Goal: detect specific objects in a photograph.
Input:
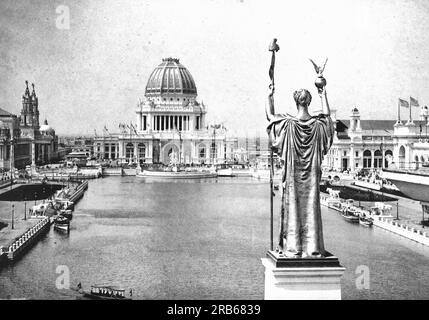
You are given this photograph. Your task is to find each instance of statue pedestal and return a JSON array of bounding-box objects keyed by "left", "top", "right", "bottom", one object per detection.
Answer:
[{"left": 261, "top": 250, "right": 345, "bottom": 300}]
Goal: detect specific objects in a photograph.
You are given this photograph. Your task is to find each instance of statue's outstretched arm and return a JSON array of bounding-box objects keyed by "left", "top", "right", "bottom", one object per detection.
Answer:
[{"left": 266, "top": 86, "right": 275, "bottom": 121}]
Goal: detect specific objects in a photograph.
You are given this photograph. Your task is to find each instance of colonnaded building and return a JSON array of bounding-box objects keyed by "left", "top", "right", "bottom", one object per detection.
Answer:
[
  {"left": 0, "top": 81, "right": 59, "bottom": 171},
  {"left": 323, "top": 107, "right": 429, "bottom": 172},
  {"left": 93, "top": 58, "right": 236, "bottom": 165}
]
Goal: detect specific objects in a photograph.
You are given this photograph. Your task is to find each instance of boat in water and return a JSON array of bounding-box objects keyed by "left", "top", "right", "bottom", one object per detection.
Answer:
[
  {"left": 59, "top": 209, "right": 73, "bottom": 220},
  {"left": 80, "top": 284, "right": 132, "bottom": 300},
  {"left": 137, "top": 166, "right": 217, "bottom": 179},
  {"left": 321, "top": 188, "right": 344, "bottom": 212},
  {"left": 341, "top": 210, "right": 360, "bottom": 223},
  {"left": 368, "top": 202, "right": 394, "bottom": 219},
  {"left": 54, "top": 215, "right": 70, "bottom": 232},
  {"left": 340, "top": 199, "right": 360, "bottom": 223},
  {"left": 217, "top": 167, "right": 235, "bottom": 177},
  {"left": 359, "top": 217, "right": 374, "bottom": 227}
]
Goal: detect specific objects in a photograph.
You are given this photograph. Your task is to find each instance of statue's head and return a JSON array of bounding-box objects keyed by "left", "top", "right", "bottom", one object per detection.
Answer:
[{"left": 293, "top": 89, "right": 312, "bottom": 108}]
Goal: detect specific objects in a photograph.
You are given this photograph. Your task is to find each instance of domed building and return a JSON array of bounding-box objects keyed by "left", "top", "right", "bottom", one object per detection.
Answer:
[
  {"left": 0, "top": 81, "right": 59, "bottom": 171},
  {"left": 94, "top": 58, "right": 236, "bottom": 165}
]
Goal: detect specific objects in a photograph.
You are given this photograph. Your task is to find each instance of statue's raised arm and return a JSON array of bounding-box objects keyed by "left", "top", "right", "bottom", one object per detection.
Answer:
[{"left": 266, "top": 85, "right": 275, "bottom": 121}]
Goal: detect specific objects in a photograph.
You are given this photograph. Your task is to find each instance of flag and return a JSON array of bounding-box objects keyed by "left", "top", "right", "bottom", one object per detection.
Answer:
[
  {"left": 399, "top": 98, "right": 409, "bottom": 108},
  {"left": 410, "top": 96, "right": 419, "bottom": 107},
  {"left": 130, "top": 123, "right": 138, "bottom": 135}
]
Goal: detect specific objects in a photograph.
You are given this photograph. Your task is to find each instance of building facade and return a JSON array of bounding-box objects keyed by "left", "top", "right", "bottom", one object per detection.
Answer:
[
  {"left": 323, "top": 106, "right": 429, "bottom": 172},
  {"left": 94, "top": 58, "right": 236, "bottom": 165},
  {"left": 392, "top": 109, "right": 429, "bottom": 169},
  {"left": 323, "top": 108, "right": 395, "bottom": 172},
  {"left": 0, "top": 81, "right": 59, "bottom": 171}
]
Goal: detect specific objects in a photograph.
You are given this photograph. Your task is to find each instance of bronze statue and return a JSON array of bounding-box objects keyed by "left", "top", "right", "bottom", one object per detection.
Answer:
[{"left": 266, "top": 45, "right": 334, "bottom": 258}]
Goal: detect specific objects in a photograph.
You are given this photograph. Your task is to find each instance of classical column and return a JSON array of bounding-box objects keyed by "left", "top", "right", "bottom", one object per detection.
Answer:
[
  {"left": 147, "top": 114, "right": 152, "bottom": 132},
  {"left": 190, "top": 141, "right": 195, "bottom": 163},
  {"left": 118, "top": 142, "right": 123, "bottom": 161},
  {"left": 349, "top": 145, "right": 354, "bottom": 172},
  {"left": 190, "top": 116, "right": 194, "bottom": 132},
  {"left": 134, "top": 143, "right": 138, "bottom": 162},
  {"left": 10, "top": 143, "right": 15, "bottom": 170},
  {"left": 371, "top": 150, "right": 374, "bottom": 169},
  {"left": 148, "top": 140, "right": 153, "bottom": 163},
  {"left": 31, "top": 142, "right": 36, "bottom": 167}
]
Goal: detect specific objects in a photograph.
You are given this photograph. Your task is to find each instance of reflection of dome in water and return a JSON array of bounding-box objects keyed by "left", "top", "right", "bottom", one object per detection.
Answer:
[{"left": 145, "top": 58, "right": 197, "bottom": 97}]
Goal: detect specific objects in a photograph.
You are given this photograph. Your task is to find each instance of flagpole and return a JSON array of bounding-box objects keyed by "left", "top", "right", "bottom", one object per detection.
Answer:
[
  {"left": 397, "top": 99, "right": 400, "bottom": 123},
  {"left": 409, "top": 96, "right": 412, "bottom": 123}
]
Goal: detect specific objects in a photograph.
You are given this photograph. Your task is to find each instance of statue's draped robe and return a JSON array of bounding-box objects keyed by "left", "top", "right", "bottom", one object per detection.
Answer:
[{"left": 267, "top": 113, "right": 334, "bottom": 257}]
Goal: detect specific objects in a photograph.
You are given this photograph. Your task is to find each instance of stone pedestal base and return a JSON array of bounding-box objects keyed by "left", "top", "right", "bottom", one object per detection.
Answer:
[{"left": 261, "top": 251, "right": 345, "bottom": 300}]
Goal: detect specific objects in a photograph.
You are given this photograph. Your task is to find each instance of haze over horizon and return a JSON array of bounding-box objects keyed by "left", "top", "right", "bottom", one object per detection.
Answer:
[{"left": 1, "top": 0, "right": 429, "bottom": 137}]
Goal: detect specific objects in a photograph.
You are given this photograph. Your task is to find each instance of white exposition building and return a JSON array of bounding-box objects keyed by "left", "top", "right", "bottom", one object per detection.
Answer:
[
  {"left": 323, "top": 106, "right": 429, "bottom": 172},
  {"left": 94, "top": 58, "right": 236, "bottom": 165}
]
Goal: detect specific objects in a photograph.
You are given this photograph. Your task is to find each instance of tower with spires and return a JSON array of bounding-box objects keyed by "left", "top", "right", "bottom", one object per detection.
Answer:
[
  {"left": 20, "top": 81, "right": 39, "bottom": 129},
  {"left": 31, "top": 83, "right": 39, "bottom": 128}
]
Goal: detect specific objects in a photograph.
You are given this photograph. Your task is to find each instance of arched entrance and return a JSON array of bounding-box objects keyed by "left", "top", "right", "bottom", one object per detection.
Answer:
[
  {"left": 374, "top": 150, "right": 382, "bottom": 168},
  {"left": 163, "top": 144, "right": 180, "bottom": 165},
  {"left": 126, "top": 143, "right": 134, "bottom": 162},
  {"left": 363, "top": 150, "right": 372, "bottom": 168},
  {"left": 138, "top": 143, "right": 146, "bottom": 164},
  {"left": 385, "top": 150, "right": 393, "bottom": 168},
  {"left": 198, "top": 144, "right": 206, "bottom": 164},
  {"left": 399, "top": 145, "right": 405, "bottom": 169}
]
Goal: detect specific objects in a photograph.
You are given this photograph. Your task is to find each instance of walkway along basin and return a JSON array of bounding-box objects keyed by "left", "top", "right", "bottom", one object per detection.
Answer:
[{"left": 137, "top": 170, "right": 217, "bottom": 179}]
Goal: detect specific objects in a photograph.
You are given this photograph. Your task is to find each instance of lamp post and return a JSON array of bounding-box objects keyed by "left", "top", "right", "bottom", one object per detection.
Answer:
[
  {"left": 210, "top": 124, "right": 221, "bottom": 165},
  {"left": 11, "top": 204, "right": 14, "bottom": 230},
  {"left": 395, "top": 200, "right": 399, "bottom": 221},
  {"left": 24, "top": 195, "right": 27, "bottom": 220}
]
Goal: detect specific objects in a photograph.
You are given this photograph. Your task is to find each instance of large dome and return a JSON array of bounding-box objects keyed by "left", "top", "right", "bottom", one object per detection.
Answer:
[{"left": 145, "top": 58, "right": 197, "bottom": 97}]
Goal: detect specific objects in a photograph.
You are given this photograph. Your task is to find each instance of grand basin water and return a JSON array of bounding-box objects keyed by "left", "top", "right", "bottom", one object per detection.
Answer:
[{"left": 0, "top": 176, "right": 428, "bottom": 299}]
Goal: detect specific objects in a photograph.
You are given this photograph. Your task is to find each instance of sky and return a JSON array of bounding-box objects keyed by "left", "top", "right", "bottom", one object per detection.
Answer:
[{"left": 1, "top": 0, "right": 429, "bottom": 137}]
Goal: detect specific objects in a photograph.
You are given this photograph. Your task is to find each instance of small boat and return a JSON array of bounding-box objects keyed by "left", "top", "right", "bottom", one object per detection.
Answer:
[
  {"left": 341, "top": 207, "right": 360, "bottom": 223},
  {"left": 60, "top": 210, "right": 73, "bottom": 220},
  {"left": 137, "top": 169, "right": 217, "bottom": 179},
  {"left": 217, "top": 167, "right": 235, "bottom": 177},
  {"left": 359, "top": 217, "right": 374, "bottom": 227},
  {"left": 54, "top": 215, "right": 70, "bottom": 232},
  {"left": 81, "top": 284, "right": 132, "bottom": 300},
  {"left": 321, "top": 188, "right": 344, "bottom": 212}
]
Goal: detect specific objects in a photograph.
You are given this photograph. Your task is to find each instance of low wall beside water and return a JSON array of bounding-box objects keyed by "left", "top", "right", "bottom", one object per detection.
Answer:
[{"left": 373, "top": 216, "right": 429, "bottom": 246}]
